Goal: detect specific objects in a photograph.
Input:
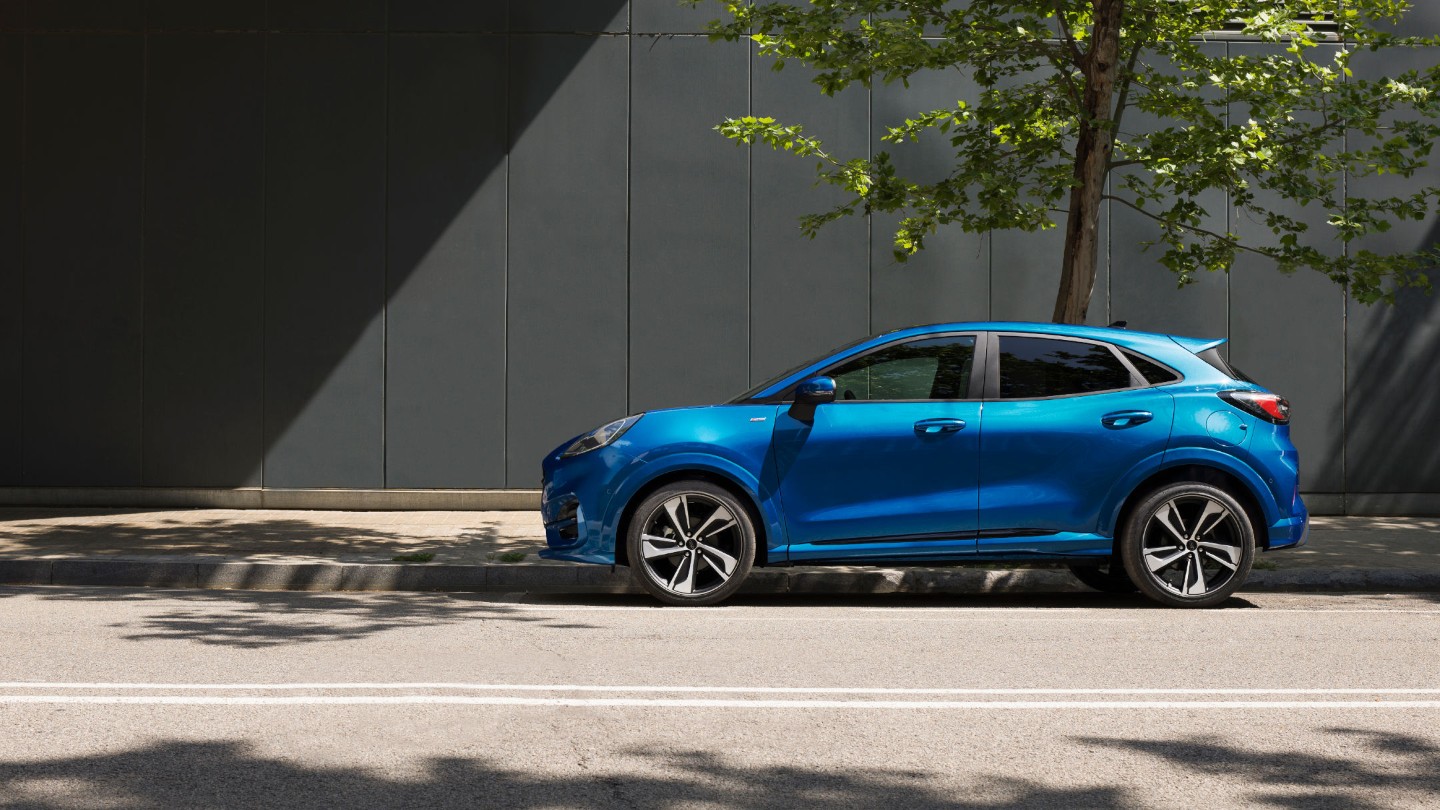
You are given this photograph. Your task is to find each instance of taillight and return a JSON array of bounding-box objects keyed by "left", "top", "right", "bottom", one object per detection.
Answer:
[{"left": 1219, "top": 390, "right": 1290, "bottom": 424}]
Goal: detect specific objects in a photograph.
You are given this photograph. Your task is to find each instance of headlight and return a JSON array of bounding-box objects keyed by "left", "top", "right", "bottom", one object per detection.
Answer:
[{"left": 561, "top": 414, "right": 643, "bottom": 458}]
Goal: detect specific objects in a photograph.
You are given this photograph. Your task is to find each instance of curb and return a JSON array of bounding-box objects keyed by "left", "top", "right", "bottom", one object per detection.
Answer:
[{"left": 3, "top": 558, "right": 1440, "bottom": 595}]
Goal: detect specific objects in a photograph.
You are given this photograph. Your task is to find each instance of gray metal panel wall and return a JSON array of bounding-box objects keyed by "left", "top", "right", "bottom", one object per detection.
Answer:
[
  {"left": 389, "top": 0, "right": 505, "bottom": 32},
  {"left": 1345, "top": 42, "right": 1440, "bottom": 495},
  {"left": 1109, "top": 44, "right": 1230, "bottom": 342},
  {"left": 511, "top": 1, "right": 628, "bottom": 33},
  {"left": 385, "top": 34, "right": 508, "bottom": 488},
  {"left": 262, "top": 34, "right": 387, "bottom": 488},
  {"left": 3, "top": 7, "right": 1439, "bottom": 505},
  {"left": 144, "top": 0, "right": 262, "bottom": 29},
  {"left": 1227, "top": 44, "right": 1345, "bottom": 492},
  {"left": 629, "top": 36, "right": 750, "bottom": 411},
  {"left": 505, "top": 35, "right": 629, "bottom": 485},
  {"left": 22, "top": 35, "right": 144, "bottom": 485},
  {"left": 142, "top": 34, "right": 265, "bottom": 487},
  {"left": 870, "top": 67, "right": 990, "bottom": 332},
  {"left": 749, "top": 53, "right": 870, "bottom": 384},
  {"left": 268, "top": 1, "right": 385, "bottom": 32},
  {"left": 0, "top": 33, "right": 18, "bottom": 484}
]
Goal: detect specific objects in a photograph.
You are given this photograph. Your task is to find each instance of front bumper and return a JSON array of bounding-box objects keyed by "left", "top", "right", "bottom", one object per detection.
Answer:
[{"left": 538, "top": 441, "right": 636, "bottom": 566}]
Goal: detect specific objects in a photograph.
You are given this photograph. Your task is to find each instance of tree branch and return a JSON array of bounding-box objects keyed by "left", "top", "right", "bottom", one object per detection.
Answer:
[
  {"left": 1051, "top": 0, "right": 1086, "bottom": 66},
  {"left": 1102, "top": 194, "right": 1275, "bottom": 258},
  {"left": 1110, "top": 15, "right": 1151, "bottom": 141}
]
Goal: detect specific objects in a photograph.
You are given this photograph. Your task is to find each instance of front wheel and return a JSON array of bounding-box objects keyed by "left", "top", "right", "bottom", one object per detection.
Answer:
[
  {"left": 1119, "top": 483, "right": 1255, "bottom": 608},
  {"left": 626, "top": 481, "right": 756, "bottom": 606}
]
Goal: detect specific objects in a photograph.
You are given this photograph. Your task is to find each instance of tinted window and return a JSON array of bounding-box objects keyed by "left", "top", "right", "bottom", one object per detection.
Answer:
[
  {"left": 998, "top": 336, "right": 1133, "bottom": 398},
  {"left": 1196, "top": 346, "right": 1254, "bottom": 382},
  {"left": 825, "top": 335, "right": 976, "bottom": 401},
  {"left": 1123, "top": 350, "right": 1181, "bottom": 385}
]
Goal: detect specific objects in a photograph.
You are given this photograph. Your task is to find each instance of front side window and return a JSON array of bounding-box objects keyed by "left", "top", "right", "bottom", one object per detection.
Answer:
[
  {"left": 998, "top": 335, "right": 1133, "bottom": 399},
  {"left": 824, "top": 335, "right": 976, "bottom": 401}
]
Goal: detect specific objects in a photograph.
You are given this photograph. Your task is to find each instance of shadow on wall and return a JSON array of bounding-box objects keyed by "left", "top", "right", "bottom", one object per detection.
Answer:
[
  {"left": 1344, "top": 215, "right": 1440, "bottom": 500},
  {"left": 7, "top": 5, "right": 631, "bottom": 492}
]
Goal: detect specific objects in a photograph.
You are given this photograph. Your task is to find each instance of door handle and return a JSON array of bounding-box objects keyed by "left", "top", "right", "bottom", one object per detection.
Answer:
[
  {"left": 1101, "top": 410, "right": 1154, "bottom": 429},
  {"left": 914, "top": 418, "right": 966, "bottom": 435}
]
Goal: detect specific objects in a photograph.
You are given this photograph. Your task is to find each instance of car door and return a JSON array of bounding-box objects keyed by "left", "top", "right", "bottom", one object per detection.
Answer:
[
  {"left": 771, "top": 333, "right": 983, "bottom": 562},
  {"left": 977, "top": 332, "right": 1175, "bottom": 554}
]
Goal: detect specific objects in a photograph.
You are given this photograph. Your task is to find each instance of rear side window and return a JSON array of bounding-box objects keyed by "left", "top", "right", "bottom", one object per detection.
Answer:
[
  {"left": 1123, "top": 350, "right": 1181, "bottom": 385},
  {"left": 997, "top": 336, "right": 1133, "bottom": 399},
  {"left": 1197, "top": 347, "right": 1254, "bottom": 383},
  {"left": 825, "top": 335, "right": 976, "bottom": 401}
]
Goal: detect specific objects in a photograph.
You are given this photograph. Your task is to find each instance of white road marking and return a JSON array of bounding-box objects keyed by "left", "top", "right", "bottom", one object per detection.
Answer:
[
  {"left": 3, "top": 683, "right": 1439, "bottom": 696},
  {"left": 0, "top": 695, "right": 1437, "bottom": 709},
  {"left": 497, "top": 604, "right": 1440, "bottom": 616}
]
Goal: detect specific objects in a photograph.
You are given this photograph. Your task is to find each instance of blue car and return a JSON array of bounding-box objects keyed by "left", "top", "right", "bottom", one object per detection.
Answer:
[{"left": 541, "top": 322, "right": 1307, "bottom": 608}]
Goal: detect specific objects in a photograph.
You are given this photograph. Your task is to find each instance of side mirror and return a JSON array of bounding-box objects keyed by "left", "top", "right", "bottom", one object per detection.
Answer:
[{"left": 788, "top": 376, "right": 836, "bottom": 423}]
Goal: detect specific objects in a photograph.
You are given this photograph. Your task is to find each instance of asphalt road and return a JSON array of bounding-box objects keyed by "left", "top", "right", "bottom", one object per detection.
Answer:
[{"left": 2, "top": 586, "right": 1439, "bottom": 809}]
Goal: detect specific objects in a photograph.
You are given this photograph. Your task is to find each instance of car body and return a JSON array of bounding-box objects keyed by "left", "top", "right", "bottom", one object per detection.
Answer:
[{"left": 540, "top": 321, "right": 1307, "bottom": 607}]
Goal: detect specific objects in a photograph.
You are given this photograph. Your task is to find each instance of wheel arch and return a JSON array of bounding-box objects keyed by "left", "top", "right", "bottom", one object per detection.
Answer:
[
  {"left": 611, "top": 468, "right": 773, "bottom": 569},
  {"left": 1110, "top": 463, "right": 1271, "bottom": 553}
]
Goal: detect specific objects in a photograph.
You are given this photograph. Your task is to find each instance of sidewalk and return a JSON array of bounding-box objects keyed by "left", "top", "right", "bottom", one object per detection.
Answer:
[{"left": 1, "top": 508, "right": 1437, "bottom": 595}]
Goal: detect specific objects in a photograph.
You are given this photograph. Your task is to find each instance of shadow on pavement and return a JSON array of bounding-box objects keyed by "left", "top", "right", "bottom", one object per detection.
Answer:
[
  {"left": 0, "top": 509, "right": 537, "bottom": 560},
  {"left": 1082, "top": 727, "right": 1440, "bottom": 809},
  {"left": 0, "top": 587, "right": 598, "bottom": 648},
  {"left": 5, "top": 728, "right": 1438, "bottom": 808},
  {"left": 0, "top": 740, "right": 1126, "bottom": 810}
]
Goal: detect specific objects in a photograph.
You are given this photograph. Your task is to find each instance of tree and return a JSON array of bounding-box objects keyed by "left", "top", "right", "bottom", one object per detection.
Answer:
[{"left": 697, "top": 1, "right": 1440, "bottom": 324}]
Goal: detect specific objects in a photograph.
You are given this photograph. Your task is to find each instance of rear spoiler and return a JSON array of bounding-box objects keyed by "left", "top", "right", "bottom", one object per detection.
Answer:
[{"left": 1169, "top": 335, "right": 1227, "bottom": 355}]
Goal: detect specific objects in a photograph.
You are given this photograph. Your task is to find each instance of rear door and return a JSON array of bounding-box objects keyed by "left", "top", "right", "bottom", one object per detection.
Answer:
[
  {"left": 977, "top": 333, "right": 1176, "bottom": 554},
  {"left": 772, "top": 333, "right": 983, "bottom": 562}
]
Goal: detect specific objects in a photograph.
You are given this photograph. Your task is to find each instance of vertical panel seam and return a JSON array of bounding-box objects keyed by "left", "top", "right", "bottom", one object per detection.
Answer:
[
  {"left": 858, "top": 36, "right": 869, "bottom": 332},
  {"left": 138, "top": 29, "right": 148, "bottom": 485},
  {"left": 16, "top": 33, "right": 25, "bottom": 483},
  {"left": 381, "top": 22, "right": 390, "bottom": 489},
  {"left": 1340, "top": 37, "right": 1349, "bottom": 505},
  {"left": 502, "top": 27, "right": 511, "bottom": 489},
  {"left": 625, "top": 23, "right": 633, "bottom": 414},
  {"left": 1224, "top": 41, "right": 1232, "bottom": 352},
  {"left": 259, "top": 28, "right": 268, "bottom": 488}
]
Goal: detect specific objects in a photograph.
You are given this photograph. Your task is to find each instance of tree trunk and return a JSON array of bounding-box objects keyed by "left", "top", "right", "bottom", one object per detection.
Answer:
[{"left": 1053, "top": 0, "right": 1126, "bottom": 325}]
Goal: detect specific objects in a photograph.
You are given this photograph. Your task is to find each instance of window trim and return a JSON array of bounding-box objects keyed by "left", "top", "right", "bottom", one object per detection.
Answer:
[
  {"left": 766, "top": 331, "right": 986, "bottom": 404},
  {"left": 983, "top": 332, "right": 1162, "bottom": 401},
  {"left": 1118, "top": 347, "right": 1186, "bottom": 387}
]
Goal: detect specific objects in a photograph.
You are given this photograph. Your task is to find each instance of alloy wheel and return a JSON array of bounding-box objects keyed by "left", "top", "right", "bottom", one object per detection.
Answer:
[
  {"left": 1139, "top": 494, "right": 1245, "bottom": 598},
  {"left": 638, "top": 492, "right": 745, "bottom": 598}
]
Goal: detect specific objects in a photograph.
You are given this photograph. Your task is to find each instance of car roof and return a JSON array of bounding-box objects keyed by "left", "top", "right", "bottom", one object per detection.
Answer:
[
  {"left": 876, "top": 321, "right": 1214, "bottom": 354},
  {"left": 739, "top": 321, "right": 1228, "bottom": 402}
]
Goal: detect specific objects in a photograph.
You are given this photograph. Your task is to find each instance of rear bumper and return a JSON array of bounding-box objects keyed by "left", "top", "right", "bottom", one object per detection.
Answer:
[{"left": 1266, "top": 498, "right": 1308, "bottom": 551}]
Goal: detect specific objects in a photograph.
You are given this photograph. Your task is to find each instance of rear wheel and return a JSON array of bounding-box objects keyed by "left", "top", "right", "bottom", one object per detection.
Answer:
[
  {"left": 1066, "top": 561, "right": 1138, "bottom": 594},
  {"left": 626, "top": 481, "right": 756, "bottom": 606},
  {"left": 1120, "top": 482, "right": 1255, "bottom": 608}
]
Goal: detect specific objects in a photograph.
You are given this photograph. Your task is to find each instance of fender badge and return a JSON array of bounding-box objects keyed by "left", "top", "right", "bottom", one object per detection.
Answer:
[{"left": 749, "top": 417, "right": 768, "bottom": 422}]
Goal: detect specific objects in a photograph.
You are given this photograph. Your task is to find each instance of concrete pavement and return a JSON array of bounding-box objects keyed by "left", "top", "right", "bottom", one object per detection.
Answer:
[{"left": 0, "top": 508, "right": 1437, "bottom": 595}]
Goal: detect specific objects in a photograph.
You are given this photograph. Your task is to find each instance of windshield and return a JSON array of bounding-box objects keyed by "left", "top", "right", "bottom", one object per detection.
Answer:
[{"left": 728, "top": 334, "right": 873, "bottom": 403}]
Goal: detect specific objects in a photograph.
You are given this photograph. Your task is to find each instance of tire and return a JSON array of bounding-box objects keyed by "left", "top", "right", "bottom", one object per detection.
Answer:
[
  {"left": 1067, "top": 561, "right": 1139, "bottom": 594},
  {"left": 626, "top": 481, "right": 756, "bottom": 606},
  {"left": 1120, "top": 482, "right": 1255, "bottom": 608}
]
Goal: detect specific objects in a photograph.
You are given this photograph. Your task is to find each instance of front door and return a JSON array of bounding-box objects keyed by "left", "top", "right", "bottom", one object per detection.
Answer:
[{"left": 771, "top": 333, "right": 983, "bottom": 562}]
